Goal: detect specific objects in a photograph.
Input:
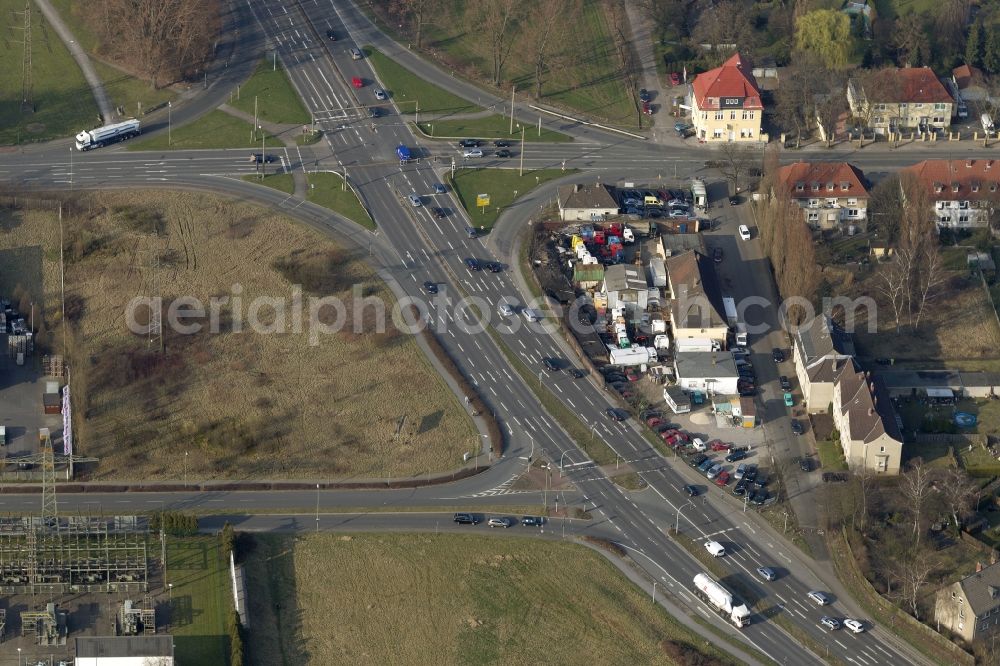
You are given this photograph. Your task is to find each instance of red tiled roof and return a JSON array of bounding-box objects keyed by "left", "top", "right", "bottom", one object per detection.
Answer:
[
  {"left": 886, "top": 67, "right": 952, "bottom": 104},
  {"left": 775, "top": 162, "right": 869, "bottom": 200},
  {"left": 952, "top": 64, "right": 982, "bottom": 90},
  {"left": 691, "top": 53, "right": 762, "bottom": 111},
  {"left": 899, "top": 159, "right": 1000, "bottom": 202}
]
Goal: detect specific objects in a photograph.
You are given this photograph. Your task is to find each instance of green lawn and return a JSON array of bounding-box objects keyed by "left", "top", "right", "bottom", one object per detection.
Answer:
[
  {"left": 243, "top": 172, "right": 295, "bottom": 195},
  {"left": 449, "top": 168, "right": 573, "bottom": 231},
  {"left": 416, "top": 117, "right": 572, "bottom": 142},
  {"left": 230, "top": 59, "right": 311, "bottom": 125},
  {"left": 130, "top": 110, "right": 283, "bottom": 150},
  {"left": 167, "top": 537, "right": 230, "bottom": 666},
  {"left": 941, "top": 247, "right": 970, "bottom": 271},
  {"left": 244, "top": 533, "right": 743, "bottom": 666},
  {"left": 306, "top": 172, "right": 374, "bottom": 230},
  {"left": 0, "top": 0, "right": 98, "bottom": 145},
  {"left": 47, "top": 0, "right": 100, "bottom": 52},
  {"left": 816, "top": 438, "right": 848, "bottom": 471},
  {"left": 365, "top": 48, "right": 481, "bottom": 115},
  {"left": 92, "top": 60, "right": 177, "bottom": 118}
]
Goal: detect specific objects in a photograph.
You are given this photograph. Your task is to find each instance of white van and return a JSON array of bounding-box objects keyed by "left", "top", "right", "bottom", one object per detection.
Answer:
[
  {"left": 982, "top": 113, "right": 995, "bottom": 133},
  {"left": 692, "top": 437, "right": 707, "bottom": 452},
  {"left": 705, "top": 540, "right": 726, "bottom": 557}
]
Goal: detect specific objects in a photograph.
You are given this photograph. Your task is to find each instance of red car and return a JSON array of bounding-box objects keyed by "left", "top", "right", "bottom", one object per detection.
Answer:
[
  {"left": 670, "top": 72, "right": 681, "bottom": 86},
  {"left": 642, "top": 100, "right": 652, "bottom": 115},
  {"left": 660, "top": 428, "right": 679, "bottom": 441},
  {"left": 625, "top": 368, "right": 640, "bottom": 382},
  {"left": 352, "top": 77, "right": 363, "bottom": 88},
  {"left": 715, "top": 471, "right": 731, "bottom": 486},
  {"left": 709, "top": 440, "right": 731, "bottom": 452},
  {"left": 646, "top": 416, "right": 662, "bottom": 428}
]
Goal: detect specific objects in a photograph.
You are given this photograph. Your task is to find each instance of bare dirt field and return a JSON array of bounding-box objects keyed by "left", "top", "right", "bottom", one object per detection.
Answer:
[
  {"left": 242, "top": 533, "right": 738, "bottom": 666},
  {"left": 0, "top": 191, "right": 473, "bottom": 480}
]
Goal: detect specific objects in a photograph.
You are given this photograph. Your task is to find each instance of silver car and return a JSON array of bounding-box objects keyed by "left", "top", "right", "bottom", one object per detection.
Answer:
[{"left": 408, "top": 193, "right": 422, "bottom": 207}]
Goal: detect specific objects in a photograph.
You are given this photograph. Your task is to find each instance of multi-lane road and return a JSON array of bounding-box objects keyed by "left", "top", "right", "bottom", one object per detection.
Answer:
[{"left": 0, "top": 0, "right": 972, "bottom": 662}]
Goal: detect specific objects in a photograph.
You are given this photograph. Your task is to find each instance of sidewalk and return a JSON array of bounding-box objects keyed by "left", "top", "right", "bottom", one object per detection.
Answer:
[{"left": 34, "top": 0, "right": 114, "bottom": 122}]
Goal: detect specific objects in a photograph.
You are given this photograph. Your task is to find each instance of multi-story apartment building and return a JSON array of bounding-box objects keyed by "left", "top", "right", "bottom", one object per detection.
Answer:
[
  {"left": 774, "top": 162, "right": 870, "bottom": 230},
  {"left": 847, "top": 67, "right": 953, "bottom": 133},
  {"left": 689, "top": 53, "right": 763, "bottom": 142},
  {"left": 900, "top": 159, "right": 1000, "bottom": 230}
]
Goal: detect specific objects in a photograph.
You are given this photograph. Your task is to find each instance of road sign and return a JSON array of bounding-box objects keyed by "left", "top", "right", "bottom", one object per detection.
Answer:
[{"left": 476, "top": 193, "right": 490, "bottom": 207}]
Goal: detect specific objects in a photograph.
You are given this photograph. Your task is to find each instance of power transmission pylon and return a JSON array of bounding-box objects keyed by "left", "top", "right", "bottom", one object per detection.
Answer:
[
  {"left": 15, "top": 1, "right": 34, "bottom": 113},
  {"left": 39, "top": 430, "right": 57, "bottom": 528}
]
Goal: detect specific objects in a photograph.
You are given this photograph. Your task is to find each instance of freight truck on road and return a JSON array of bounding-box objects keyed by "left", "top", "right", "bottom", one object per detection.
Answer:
[
  {"left": 396, "top": 144, "right": 411, "bottom": 164},
  {"left": 693, "top": 573, "right": 751, "bottom": 627},
  {"left": 74, "top": 119, "right": 141, "bottom": 151}
]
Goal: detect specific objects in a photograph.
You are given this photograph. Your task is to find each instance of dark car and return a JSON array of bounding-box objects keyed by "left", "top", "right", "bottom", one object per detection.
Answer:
[
  {"left": 725, "top": 449, "right": 748, "bottom": 463},
  {"left": 684, "top": 484, "right": 699, "bottom": 497},
  {"left": 639, "top": 88, "right": 651, "bottom": 102},
  {"left": 465, "top": 257, "right": 481, "bottom": 271},
  {"left": 326, "top": 29, "right": 337, "bottom": 40},
  {"left": 433, "top": 207, "right": 446, "bottom": 219},
  {"left": 605, "top": 407, "right": 627, "bottom": 422},
  {"left": 423, "top": 281, "right": 438, "bottom": 294},
  {"left": 729, "top": 195, "right": 742, "bottom": 206},
  {"left": 689, "top": 453, "right": 709, "bottom": 468},
  {"left": 779, "top": 375, "right": 792, "bottom": 390},
  {"left": 493, "top": 140, "right": 510, "bottom": 147},
  {"left": 543, "top": 358, "right": 561, "bottom": 372},
  {"left": 772, "top": 347, "right": 785, "bottom": 363},
  {"left": 521, "top": 516, "right": 544, "bottom": 526},
  {"left": 369, "top": 107, "right": 382, "bottom": 118},
  {"left": 733, "top": 480, "right": 748, "bottom": 496},
  {"left": 249, "top": 153, "right": 276, "bottom": 163},
  {"left": 569, "top": 368, "right": 585, "bottom": 379},
  {"left": 487, "top": 261, "right": 503, "bottom": 273},
  {"left": 799, "top": 456, "right": 813, "bottom": 472},
  {"left": 751, "top": 490, "right": 769, "bottom": 505},
  {"left": 496, "top": 149, "right": 512, "bottom": 158},
  {"left": 791, "top": 419, "right": 804, "bottom": 436},
  {"left": 745, "top": 465, "right": 759, "bottom": 482},
  {"left": 458, "top": 139, "right": 481, "bottom": 148},
  {"left": 605, "top": 374, "right": 628, "bottom": 384},
  {"left": 713, "top": 247, "right": 723, "bottom": 263},
  {"left": 453, "top": 512, "right": 478, "bottom": 524}
]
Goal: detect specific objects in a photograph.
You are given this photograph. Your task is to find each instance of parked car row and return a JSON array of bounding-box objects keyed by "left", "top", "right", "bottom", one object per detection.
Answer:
[{"left": 453, "top": 513, "right": 545, "bottom": 527}]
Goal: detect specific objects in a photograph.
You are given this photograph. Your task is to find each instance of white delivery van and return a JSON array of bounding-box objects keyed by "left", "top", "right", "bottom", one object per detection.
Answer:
[
  {"left": 982, "top": 113, "right": 995, "bottom": 133},
  {"left": 705, "top": 540, "right": 726, "bottom": 557}
]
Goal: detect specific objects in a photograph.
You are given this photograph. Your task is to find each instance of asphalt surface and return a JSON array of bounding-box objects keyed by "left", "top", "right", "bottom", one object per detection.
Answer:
[{"left": 0, "top": 0, "right": 963, "bottom": 663}]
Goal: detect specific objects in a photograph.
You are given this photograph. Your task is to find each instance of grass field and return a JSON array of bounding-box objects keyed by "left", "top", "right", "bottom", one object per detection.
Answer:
[
  {"left": 306, "top": 172, "right": 374, "bottom": 230},
  {"left": 0, "top": 190, "right": 473, "bottom": 480},
  {"left": 243, "top": 533, "right": 741, "bottom": 666},
  {"left": 167, "top": 537, "right": 230, "bottom": 666},
  {"left": 852, "top": 269, "right": 1000, "bottom": 366},
  {"left": 0, "top": 0, "right": 98, "bottom": 145},
  {"left": 816, "top": 439, "right": 849, "bottom": 471},
  {"left": 365, "top": 1, "right": 635, "bottom": 126},
  {"left": 48, "top": 0, "right": 176, "bottom": 117},
  {"left": 130, "top": 110, "right": 284, "bottom": 150},
  {"left": 366, "top": 48, "right": 481, "bottom": 115},
  {"left": 243, "top": 172, "right": 295, "bottom": 195},
  {"left": 230, "top": 59, "right": 312, "bottom": 125},
  {"left": 416, "top": 118, "right": 572, "bottom": 143},
  {"left": 449, "top": 168, "right": 572, "bottom": 231}
]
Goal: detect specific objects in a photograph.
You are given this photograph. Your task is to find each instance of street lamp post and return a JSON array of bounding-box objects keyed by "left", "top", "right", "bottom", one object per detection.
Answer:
[
  {"left": 315, "top": 484, "right": 320, "bottom": 532},
  {"left": 559, "top": 450, "right": 569, "bottom": 472},
  {"left": 168, "top": 101, "right": 172, "bottom": 146},
  {"left": 652, "top": 581, "right": 657, "bottom": 603},
  {"left": 675, "top": 500, "right": 694, "bottom": 533},
  {"left": 183, "top": 451, "right": 189, "bottom": 485}
]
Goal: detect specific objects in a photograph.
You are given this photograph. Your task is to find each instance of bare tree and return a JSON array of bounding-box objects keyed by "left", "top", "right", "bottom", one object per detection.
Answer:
[
  {"left": 868, "top": 174, "right": 904, "bottom": 244},
  {"left": 523, "top": 0, "right": 573, "bottom": 99},
  {"left": 939, "top": 467, "right": 979, "bottom": 529},
  {"left": 899, "top": 458, "right": 934, "bottom": 545},
  {"left": 852, "top": 466, "right": 879, "bottom": 534},
  {"left": 910, "top": 246, "right": 945, "bottom": 329},
  {"left": 476, "top": 0, "right": 523, "bottom": 87},
  {"left": 716, "top": 143, "right": 758, "bottom": 197},
  {"left": 689, "top": 0, "right": 757, "bottom": 65},
  {"left": 390, "top": 0, "right": 440, "bottom": 49},
  {"left": 935, "top": 0, "right": 972, "bottom": 59},
  {"left": 895, "top": 548, "right": 937, "bottom": 618},
  {"left": 815, "top": 70, "right": 849, "bottom": 146},
  {"left": 90, "top": 0, "right": 218, "bottom": 87},
  {"left": 875, "top": 259, "right": 908, "bottom": 332}
]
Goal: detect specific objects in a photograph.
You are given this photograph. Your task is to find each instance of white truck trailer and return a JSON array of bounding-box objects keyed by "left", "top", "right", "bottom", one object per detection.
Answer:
[
  {"left": 691, "top": 179, "right": 707, "bottom": 209},
  {"left": 723, "top": 297, "right": 738, "bottom": 326},
  {"left": 608, "top": 346, "right": 651, "bottom": 366},
  {"left": 693, "top": 573, "right": 750, "bottom": 627},
  {"left": 75, "top": 119, "right": 141, "bottom": 151}
]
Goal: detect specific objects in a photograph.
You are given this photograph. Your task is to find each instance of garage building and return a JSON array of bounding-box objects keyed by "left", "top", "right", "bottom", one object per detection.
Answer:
[{"left": 674, "top": 352, "right": 739, "bottom": 396}]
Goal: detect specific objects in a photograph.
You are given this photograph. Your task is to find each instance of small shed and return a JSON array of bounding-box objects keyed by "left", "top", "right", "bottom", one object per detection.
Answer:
[
  {"left": 43, "top": 392, "right": 61, "bottom": 415},
  {"left": 573, "top": 264, "right": 605, "bottom": 289},
  {"left": 736, "top": 396, "right": 756, "bottom": 428},
  {"left": 663, "top": 385, "right": 692, "bottom": 414}
]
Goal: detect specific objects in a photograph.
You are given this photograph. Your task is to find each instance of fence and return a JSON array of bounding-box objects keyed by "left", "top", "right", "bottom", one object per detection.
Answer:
[{"left": 230, "top": 550, "right": 248, "bottom": 628}]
